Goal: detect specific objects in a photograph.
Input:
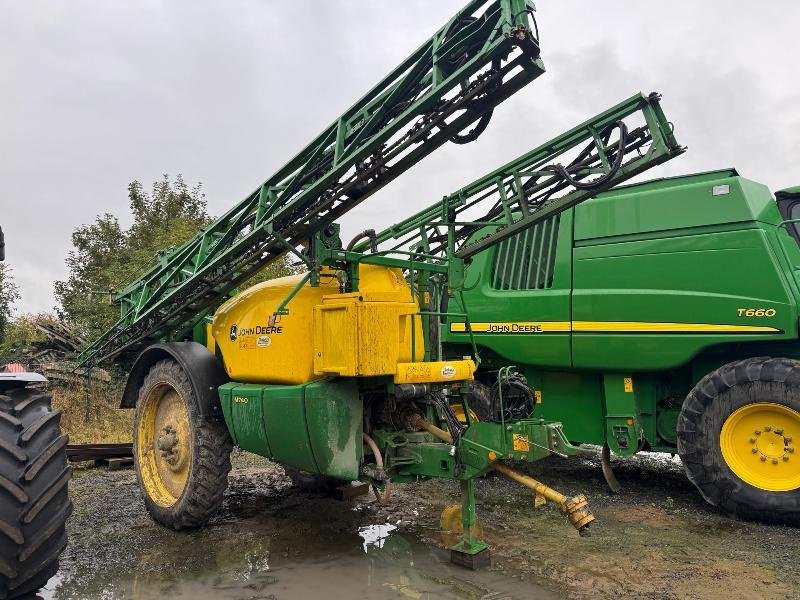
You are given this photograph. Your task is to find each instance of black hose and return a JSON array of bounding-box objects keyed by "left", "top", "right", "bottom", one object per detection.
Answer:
[
  {"left": 545, "top": 121, "right": 629, "bottom": 191},
  {"left": 346, "top": 229, "right": 378, "bottom": 252},
  {"left": 490, "top": 373, "right": 535, "bottom": 421}
]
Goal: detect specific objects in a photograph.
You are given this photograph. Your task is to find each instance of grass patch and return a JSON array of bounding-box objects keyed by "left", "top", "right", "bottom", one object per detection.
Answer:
[{"left": 51, "top": 383, "right": 133, "bottom": 444}]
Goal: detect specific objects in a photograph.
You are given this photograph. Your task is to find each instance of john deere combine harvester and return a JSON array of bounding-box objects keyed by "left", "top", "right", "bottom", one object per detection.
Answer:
[{"left": 73, "top": 0, "right": 689, "bottom": 568}]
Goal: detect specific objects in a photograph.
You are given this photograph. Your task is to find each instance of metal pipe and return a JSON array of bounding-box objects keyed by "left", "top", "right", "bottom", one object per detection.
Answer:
[{"left": 412, "top": 416, "right": 594, "bottom": 535}]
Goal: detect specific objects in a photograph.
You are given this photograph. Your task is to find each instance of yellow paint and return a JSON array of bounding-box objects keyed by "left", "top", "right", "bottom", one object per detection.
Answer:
[
  {"left": 720, "top": 402, "right": 800, "bottom": 492},
  {"left": 623, "top": 377, "right": 634, "bottom": 393},
  {"left": 571, "top": 321, "right": 781, "bottom": 333},
  {"left": 212, "top": 265, "right": 422, "bottom": 384},
  {"left": 313, "top": 292, "right": 420, "bottom": 377},
  {"left": 451, "top": 404, "right": 478, "bottom": 424},
  {"left": 394, "top": 359, "right": 475, "bottom": 384},
  {"left": 136, "top": 382, "right": 193, "bottom": 508},
  {"left": 449, "top": 320, "right": 782, "bottom": 334},
  {"left": 205, "top": 322, "right": 216, "bottom": 355},
  {"left": 534, "top": 390, "right": 542, "bottom": 404},
  {"left": 513, "top": 433, "right": 530, "bottom": 452}
]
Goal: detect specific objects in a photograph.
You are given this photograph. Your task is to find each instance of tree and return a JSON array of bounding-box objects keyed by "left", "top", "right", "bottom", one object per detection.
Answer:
[
  {"left": 0, "top": 263, "right": 20, "bottom": 345},
  {"left": 55, "top": 174, "right": 297, "bottom": 340}
]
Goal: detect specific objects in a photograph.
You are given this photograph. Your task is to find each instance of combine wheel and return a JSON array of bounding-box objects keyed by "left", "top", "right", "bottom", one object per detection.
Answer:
[
  {"left": 678, "top": 357, "right": 800, "bottom": 525},
  {"left": 134, "top": 359, "right": 233, "bottom": 529},
  {"left": 0, "top": 386, "right": 72, "bottom": 600}
]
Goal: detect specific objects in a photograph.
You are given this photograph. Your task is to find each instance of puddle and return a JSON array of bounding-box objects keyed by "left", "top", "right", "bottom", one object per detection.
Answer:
[{"left": 44, "top": 502, "right": 555, "bottom": 600}]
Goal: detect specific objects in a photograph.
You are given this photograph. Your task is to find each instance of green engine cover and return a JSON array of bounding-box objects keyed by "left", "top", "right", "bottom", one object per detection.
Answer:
[{"left": 219, "top": 378, "right": 362, "bottom": 480}]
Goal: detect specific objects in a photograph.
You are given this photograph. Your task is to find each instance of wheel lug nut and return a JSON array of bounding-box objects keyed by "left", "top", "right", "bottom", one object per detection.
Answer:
[
  {"left": 749, "top": 437, "right": 756, "bottom": 444},
  {"left": 783, "top": 454, "right": 790, "bottom": 462},
  {"left": 760, "top": 455, "right": 767, "bottom": 462},
  {"left": 785, "top": 436, "right": 793, "bottom": 443},
  {"left": 775, "top": 428, "right": 784, "bottom": 435},
  {"left": 764, "top": 426, "right": 772, "bottom": 432},
  {"left": 751, "top": 448, "right": 758, "bottom": 454},
  {"left": 788, "top": 447, "right": 795, "bottom": 453},
  {"left": 754, "top": 429, "right": 761, "bottom": 435},
  {"left": 772, "top": 458, "right": 779, "bottom": 465}
]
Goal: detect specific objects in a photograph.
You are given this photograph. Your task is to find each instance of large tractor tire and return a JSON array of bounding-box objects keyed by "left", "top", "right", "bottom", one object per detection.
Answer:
[
  {"left": 678, "top": 357, "right": 800, "bottom": 526},
  {"left": 133, "top": 359, "right": 233, "bottom": 530},
  {"left": 0, "top": 386, "right": 72, "bottom": 599}
]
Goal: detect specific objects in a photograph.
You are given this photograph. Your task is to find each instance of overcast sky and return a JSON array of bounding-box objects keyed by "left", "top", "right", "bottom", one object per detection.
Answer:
[{"left": 1, "top": 1, "right": 798, "bottom": 314}]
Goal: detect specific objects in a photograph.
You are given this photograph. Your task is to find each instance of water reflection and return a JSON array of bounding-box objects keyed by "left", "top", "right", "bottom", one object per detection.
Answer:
[{"left": 45, "top": 501, "right": 554, "bottom": 599}]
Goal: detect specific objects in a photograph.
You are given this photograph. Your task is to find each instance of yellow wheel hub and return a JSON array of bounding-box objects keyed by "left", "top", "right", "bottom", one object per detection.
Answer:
[
  {"left": 720, "top": 402, "right": 799, "bottom": 492},
  {"left": 136, "top": 383, "right": 193, "bottom": 507}
]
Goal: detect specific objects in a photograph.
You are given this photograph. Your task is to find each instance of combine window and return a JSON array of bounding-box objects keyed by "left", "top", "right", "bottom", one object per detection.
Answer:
[
  {"left": 777, "top": 189, "right": 800, "bottom": 246},
  {"left": 491, "top": 215, "right": 560, "bottom": 290}
]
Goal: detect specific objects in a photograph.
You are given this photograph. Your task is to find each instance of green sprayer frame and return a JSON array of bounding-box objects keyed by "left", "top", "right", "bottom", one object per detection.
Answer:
[{"left": 78, "top": 0, "right": 544, "bottom": 366}]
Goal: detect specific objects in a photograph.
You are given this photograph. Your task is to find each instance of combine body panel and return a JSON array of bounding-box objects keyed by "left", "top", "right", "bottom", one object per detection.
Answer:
[
  {"left": 211, "top": 265, "right": 423, "bottom": 384},
  {"left": 448, "top": 169, "right": 797, "bottom": 375},
  {"left": 444, "top": 169, "right": 800, "bottom": 497}
]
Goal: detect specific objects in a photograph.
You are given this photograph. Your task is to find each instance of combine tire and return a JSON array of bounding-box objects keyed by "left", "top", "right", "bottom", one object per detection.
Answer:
[
  {"left": 0, "top": 386, "right": 72, "bottom": 599},
  {"left": 133, "top": 359, "right": 233, "bottom": 529},
  {"left": 678, "top": 357, "right": 800, "bottom": 526}
]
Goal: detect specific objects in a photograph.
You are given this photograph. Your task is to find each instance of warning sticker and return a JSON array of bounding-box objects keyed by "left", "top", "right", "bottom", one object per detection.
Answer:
[
  {"left": 238, "top": 336, "right": 256, "bottom": 350},
  {"left": 513, "top": 434, "right": 530, "bottom": 452},
  {"left": 623, "top": 377, "right": 634, "bottom": 393}
]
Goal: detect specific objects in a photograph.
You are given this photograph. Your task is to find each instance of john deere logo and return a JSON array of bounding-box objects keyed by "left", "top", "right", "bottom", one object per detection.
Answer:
[
  {"left": 441, "top": 365, "right": 456, "bottom": 379},
  {"left": 229, "top": 324, "right": 238, "bottom": 341}
]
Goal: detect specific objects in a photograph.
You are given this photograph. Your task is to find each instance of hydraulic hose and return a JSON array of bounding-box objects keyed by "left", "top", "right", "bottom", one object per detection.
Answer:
[
  {"left": 347, "top": 229, "right": 378, "bottom": 252},
  {"left": 363, "top": 432, "right": 392, "bottom": 504},
  {"left": 546, "top": 121, "right": 629, "bottom": 191}
]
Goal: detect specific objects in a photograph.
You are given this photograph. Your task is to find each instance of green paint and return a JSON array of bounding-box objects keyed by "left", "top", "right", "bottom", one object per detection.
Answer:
[
  {"left": 444, "top": 168, "right": 800, "bottom": 453},
  {"left": 219, "top": 379, "right": 361, "bottom": 479}
]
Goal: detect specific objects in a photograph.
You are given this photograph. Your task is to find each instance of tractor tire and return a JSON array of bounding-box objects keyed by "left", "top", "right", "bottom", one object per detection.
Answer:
[
  {"left": 133, "top": 359, "right": 233, "bottom": 530},
  {"left": 0, "top": 386, "right": 72, "bottom": 600},
  {"left": 284, "top": 467, "right": 341, "bottom": 494},
  {"left": 467, "top": 381, "right": 493, "bottom": 422},
  {"left": 678, "top": 357, "right": 800, "bottom": 526}
]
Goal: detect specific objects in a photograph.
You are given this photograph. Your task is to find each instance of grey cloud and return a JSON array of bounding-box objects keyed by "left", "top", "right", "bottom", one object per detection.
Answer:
[{"left": 0, "top": 0, "right": 797, "bottom": 313}]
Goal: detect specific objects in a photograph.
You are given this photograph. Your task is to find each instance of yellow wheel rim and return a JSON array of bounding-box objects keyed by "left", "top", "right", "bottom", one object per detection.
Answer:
[
  {"left": 136, "top": 383, "right": 193, "bottom": 507},
  {"left": 720, "top": 402, "right": 800, "bottom": 492}
]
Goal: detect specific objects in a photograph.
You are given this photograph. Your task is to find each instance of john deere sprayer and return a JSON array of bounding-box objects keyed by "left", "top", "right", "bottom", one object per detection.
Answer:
[{"left": 77, "top": 1, "right": 688, "bottom": 567}]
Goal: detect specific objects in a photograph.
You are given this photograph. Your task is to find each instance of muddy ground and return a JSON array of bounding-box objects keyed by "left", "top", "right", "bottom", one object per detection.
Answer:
[{"left": 46, "top": 449, "right": 798, "bottom": 600}]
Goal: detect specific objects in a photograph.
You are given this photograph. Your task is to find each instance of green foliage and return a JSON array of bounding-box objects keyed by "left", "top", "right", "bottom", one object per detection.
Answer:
[
  {"left": 0, "top": 263, "right": 20, "bottom": 345},
  {"left": 55, "top": 175, "right": 211, "bottom": 339},
  {"left": 0, "top": 313, "right": 49, "bottom": 362},
  {"left": 56, "top": 174, "right": 297, "bottom": 340}
]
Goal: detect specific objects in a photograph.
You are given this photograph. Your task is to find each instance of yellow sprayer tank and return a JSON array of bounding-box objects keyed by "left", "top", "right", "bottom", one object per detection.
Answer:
[{"left": 211, "top": 265, "right": 424, "bottom": 385}]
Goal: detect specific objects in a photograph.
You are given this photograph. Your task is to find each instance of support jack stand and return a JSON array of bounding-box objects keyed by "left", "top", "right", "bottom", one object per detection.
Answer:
[{"left": 449, "top": 479, "right": 491, "bottom": 570}]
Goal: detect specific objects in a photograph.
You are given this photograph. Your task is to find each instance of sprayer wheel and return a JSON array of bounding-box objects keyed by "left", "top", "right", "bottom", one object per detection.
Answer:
[{"left": 134, "top": 359, "right": 232, "bottom": 529}]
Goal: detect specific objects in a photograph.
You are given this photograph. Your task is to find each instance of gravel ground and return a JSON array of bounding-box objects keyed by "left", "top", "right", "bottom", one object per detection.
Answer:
[{"left": 50, "top": 448, "right": 799, "bottom": 599}]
